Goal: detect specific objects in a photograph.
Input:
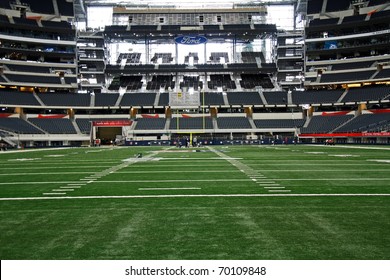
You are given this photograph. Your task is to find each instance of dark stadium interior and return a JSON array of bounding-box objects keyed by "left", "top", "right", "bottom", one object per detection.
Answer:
[{"left": 0, "top": 0, "right": 389, "bottom": 148}]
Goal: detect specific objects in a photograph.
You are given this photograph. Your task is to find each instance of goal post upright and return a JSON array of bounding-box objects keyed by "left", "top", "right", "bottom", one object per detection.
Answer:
[{"left": 169, "top": 88, "right": 204, "bottom": 146}]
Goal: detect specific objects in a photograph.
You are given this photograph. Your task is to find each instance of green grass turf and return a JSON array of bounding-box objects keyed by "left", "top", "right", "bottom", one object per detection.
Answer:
[{"left": 0, "top": 145, "right": 389, "bottom": 259}]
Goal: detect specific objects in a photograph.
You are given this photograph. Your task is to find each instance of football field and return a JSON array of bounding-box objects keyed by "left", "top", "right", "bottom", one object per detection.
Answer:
[{"left": 0, "top": 144, "right": 389, "bottom": 259}]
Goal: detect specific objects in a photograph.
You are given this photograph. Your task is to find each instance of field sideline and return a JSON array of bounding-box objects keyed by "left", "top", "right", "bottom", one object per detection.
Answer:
[{"left": 0, "top": 144, "right": 389, "bottom": 259}]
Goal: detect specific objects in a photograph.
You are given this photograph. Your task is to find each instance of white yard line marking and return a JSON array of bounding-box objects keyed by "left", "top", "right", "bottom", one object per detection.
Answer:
[
  {"left": 138, "top": 188, "right": 201, "bottom": 191},
  {"left": 93, "top": 179, "right": 253, "bottom": 183},
  {"left": 7, "top": 158, "right": 41, "bottom": 161},
  {"left": 41, "top": 193, "right": 67, "bottom": 196},
  {"left": 273, "top": 178, "right": 390, "bottom": 181},
  {"left": 4, "top": 169, "right": 389, "bottom": 176},
  {"left": 237, "top": 169, "right": 390, "bottom": 172},
  {"left": 123, "top": 164, "right": 231, "bottom": 168},
  {"left": 256, "top": 180, "right": 277, "bottom": 182},
  {"left": 314, "top": 145, "right": 390, "bottom": 150},
  {"left": 248, "top": 163, "right": 381, "bottom": 166},
  {"left": 0, "top": 181, "right": 81, "bottom": 185},
  {"left": 0, "top": 166, "right": 113, "bottom": 170},
  {"left": 38, "top": 148, "right": 174, "bottom": 197},
  {"left": 0, "top": 179, "right": 253, "bottom": 186},
  {"left": 206, "top": 146, "right": 287, "bottom": 193},
  {"left": 115, "top": 170, "right": 239, "bottom": 174},
  {"left": 0, "top": 172, "right": 95, "bottom": 176},
  {"left": 159, "top": 157, "right": 243, "bottom": 160},
  {"left": 367, "top": 160, "right": 390, "bottom": 164},
  {"left": 1, "top": 177, "right": 390, "bottom": 187},
  {"left": 1, "top": 193, "right": 389, "bottom": 201}
]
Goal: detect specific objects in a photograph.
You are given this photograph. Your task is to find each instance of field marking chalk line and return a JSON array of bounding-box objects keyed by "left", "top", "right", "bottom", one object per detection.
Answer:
[{"left": 1, "top": 193, "right": 390, "bottom": 201}]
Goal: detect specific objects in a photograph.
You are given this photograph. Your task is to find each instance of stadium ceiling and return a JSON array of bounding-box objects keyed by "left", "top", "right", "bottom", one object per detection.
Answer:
[{"left": 81, "top": 0, "right": 299, "bottom": 8}]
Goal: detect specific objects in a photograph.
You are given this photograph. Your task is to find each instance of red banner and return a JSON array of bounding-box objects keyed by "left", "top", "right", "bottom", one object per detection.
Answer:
[
  {"left": 38, "top": 114, "right": 67, "bottom": 119},
  {"left": 299, "top": 132, "right": 390, "bottom": 138},
  {"left": 141, "top": 114, "right": 159, "bottom": 118},
  {"left": 369, "top": 109, "right": 390, "bottom": 114},
  {"left": 92, "top": 120, "right": 132, "bottom": 127},
  {"left": 321, "top": 111, "right": 351, "bottom": 116}
]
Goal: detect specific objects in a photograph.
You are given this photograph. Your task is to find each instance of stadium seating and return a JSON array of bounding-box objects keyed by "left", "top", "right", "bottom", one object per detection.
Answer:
[
  {"left": 120, "top": 93, "right": 156, "bottom": 107},
  {"left": 217, "top": 117, "right": 252, "bottom": 129},
  {"left": 38, "top": 93, "right": 91, "bottom": 107},
  {"left": 240, "top": 74, "right": 273, "bottom": 89},
  {"left": 94, "top": 93, "right": 120, "bottom": 107},
  {"left": 0, "top": 0, "right": 388, "bottom": 147},
  {"left": 254, "top": 119, "right": 305, "bottom": 129},
  {"left": 0, "top": 90, "right": 41, "bottom": 106},
  {"left": 301, "top": 115, "right": 354, "bottom": 133},
  {"left": 169, "top": 117, "right": 213, "bottom": 130},
  {"left": 108, "top": 76, "right": 143, "bottom": 91},
  {"left": 147, "top": 76, "right": 175, "bottom": 90},
  {"left": 263, "top": 91, "right": 288, "bottom": 105},
  {"left": 201, "top": 92, "right": 225, "bottom": 106},
  {"left": 335, "top": 113, "right": 390, "bottom": 132},
  {"left": 341, "top": 86, "right": 390, "bottom": 102},
  {"left": 0, "top": 2, "right": 10, "bottom": 9},
  {"left": 5, "top": 64, "right": 51, "bottom": 73},
  {"left": 75, "top": 119, "right": 92, "bottom": 134},
  {"left": 326, "top": 0, "right": 351, "bottom": 12},
  {"left": 22, "top": 0, "right": 55, "bottom": 14},
  {"left": 368, "top": 0, "right": 388, "bottom": 6},
  {"left": 29, "top": 118, "right": 77, "bottom": 134},
  {"left": 227, "top": 92, "right": 263, "bottom": 105},
  {"left": 180, "top": 76, "right": 203, "bottom": 91},
  {"left": 208, "top": 75, "right": 236, "bottom": 90},
  {"left": 151, "top": 53, "right": 173, "bottom": 64},
  {"left": 209, "top": 52, "right": 229, "bottom": 63},
  {"left": 57, "top": 0, "right": 74, "bottom": 16},
  {"left": 241, "top": 52, "right": 265, "bottom": 63},
  {"left": 330, "top": 61, "right": 375, "bottom": 71},
  {"left": 135, "top": 118, "right": 167, "bottom": 130},
  {"left": 292, "top": 90, "right": 344, "bottom": 104},
  {"left": 307, "top": 0, "right": 323, "bottom": 14},
  {"left": 320, "top": 71, "right": 377, "bottom": 84},
  {"left": 117, "top": 53, "right": 142, "bottom": 64},
  {"left": 0, "top": 118, "right": 44, "bottom": 134},
  {"left": 158, "top": 93, "right": 169, "bottom": 106}
]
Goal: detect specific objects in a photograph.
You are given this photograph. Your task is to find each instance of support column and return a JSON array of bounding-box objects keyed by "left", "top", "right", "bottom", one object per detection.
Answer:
[
  {"left": 357, "top": 103, "right": 367, "bottom": 115},
  {"left": 245, "top": 106, "right": 253, "bottom": 119},
  {"left": 67, "top": 108, "right": 75, "bottom": 120},
  {"left": 130, "top": 108, "right": 138, "bottom": 120},
  {"left": 165, "top": 107, "right": 172, "bottom": 118}
]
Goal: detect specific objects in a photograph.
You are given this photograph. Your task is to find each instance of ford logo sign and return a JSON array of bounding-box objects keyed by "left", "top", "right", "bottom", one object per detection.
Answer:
[{"left": 175, "top": 35, "right": 208, "bottom": 45}]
